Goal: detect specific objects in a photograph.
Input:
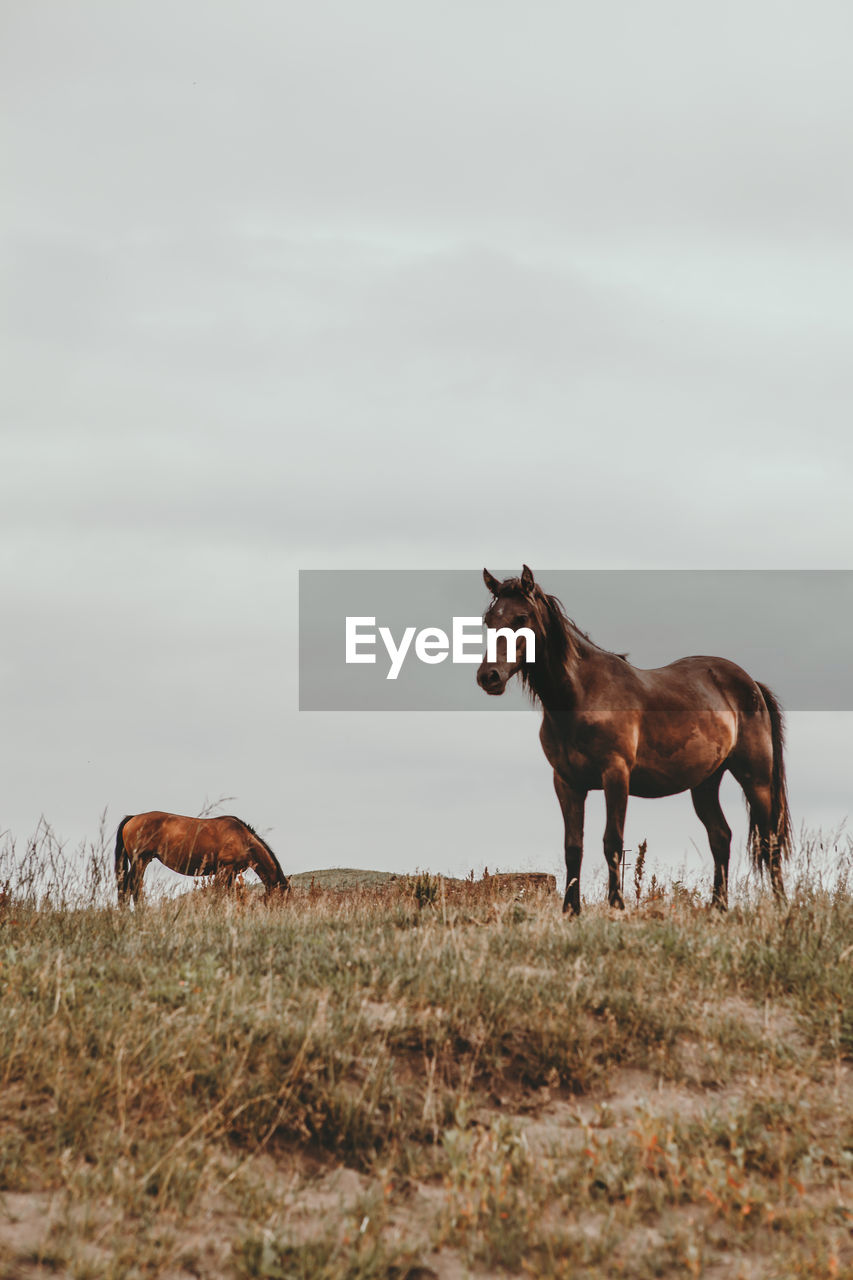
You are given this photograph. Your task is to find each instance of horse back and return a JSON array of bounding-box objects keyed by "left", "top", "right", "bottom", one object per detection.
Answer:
[
  {"left": 543, "top": 653, "right": 768, "bottom": 795},
  {"left": 638, "top": 658, "right": 771, "bottom": 747},
  {"left": 122, "top": 811, "right": 227, "bottom": 858}
]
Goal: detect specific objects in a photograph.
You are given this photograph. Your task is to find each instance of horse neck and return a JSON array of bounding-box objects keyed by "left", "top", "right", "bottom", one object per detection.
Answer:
[
  {"left": 252, "top": 842, "right": 282, "bottom": 889},
  {"left": 526, "top": 613, "right": 585, "bottom": 710}
]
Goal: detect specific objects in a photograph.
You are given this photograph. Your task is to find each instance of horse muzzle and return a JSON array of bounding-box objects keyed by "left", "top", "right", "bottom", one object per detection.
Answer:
[{"left": 477, "top": 665, "right": 507, "bottom": 695}]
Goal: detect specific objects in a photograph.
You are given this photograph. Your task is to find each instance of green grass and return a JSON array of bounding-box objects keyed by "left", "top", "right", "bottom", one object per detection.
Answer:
[{"left": 1, "top": 833, "right": 852, "bottom": 1277}]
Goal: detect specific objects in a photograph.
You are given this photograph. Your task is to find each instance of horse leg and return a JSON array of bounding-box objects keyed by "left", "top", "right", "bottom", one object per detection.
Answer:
[
  {"left": 554, "top": 774, "right": 586, "bottom": 915},
  {"left": 116, "top": 862, "right": 131, "bottom": 908},
  {"left": 602, "top": 766, "right": 628, "bottom": 910},
  {"left": 601, "top": 757, "right": 627, "bottom": 911},
  {"left": 690, "top": 770, "right": 731, "bottom": 910},
  {"left": 735, "top": 774, "right": 786, "bottom": 901},
  {"left": 129, "top": 854, "right": 149, "bottom": 906},
  {"left": 214, "top": 866, "right": 237, "bottom": 892}
]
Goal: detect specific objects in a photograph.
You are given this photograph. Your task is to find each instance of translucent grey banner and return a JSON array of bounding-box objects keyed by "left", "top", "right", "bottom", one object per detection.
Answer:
[{"left": 298, "top": 570, "right": 853, "bottom": 711}]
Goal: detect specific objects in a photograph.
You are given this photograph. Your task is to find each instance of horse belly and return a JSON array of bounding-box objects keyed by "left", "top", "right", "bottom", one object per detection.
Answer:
[
  {"left": 629, "top": 766, "right": 714, "bottom": 799},
  {"left": 159, "top": 843, "right": 207, "bottom": 875},
  {"left": 160, "top": 821, "right": 220, "bottom": 875},
  {"left": 632, "top": 711, "right": 736, "bottom": 796}
]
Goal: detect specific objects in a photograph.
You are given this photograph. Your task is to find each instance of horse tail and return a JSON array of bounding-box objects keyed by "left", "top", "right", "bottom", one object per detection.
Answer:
[
  {"left": 115, "top": 815, "right": 132, "bottom": 903},
  {"left": 752, "top": 684, "right": 792, "bottom": 869}
]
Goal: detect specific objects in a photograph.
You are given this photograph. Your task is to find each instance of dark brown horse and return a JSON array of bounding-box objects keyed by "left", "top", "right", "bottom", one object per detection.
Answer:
[
  {"left": 115, "top": 811, "right": 289, "bottom": 905},
  {"left": 476, "top": 566, "right": 791, "bottom": 913}
]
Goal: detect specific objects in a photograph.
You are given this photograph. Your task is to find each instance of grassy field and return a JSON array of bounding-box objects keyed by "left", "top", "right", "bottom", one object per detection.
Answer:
[{"left": 1, "top": 832, "right": 852, "bottom": 1279}]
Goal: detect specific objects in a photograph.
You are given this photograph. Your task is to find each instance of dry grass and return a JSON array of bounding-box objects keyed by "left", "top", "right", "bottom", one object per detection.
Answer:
[{"left": 0, "top": 827, "right": 852, "bottom": 1277}]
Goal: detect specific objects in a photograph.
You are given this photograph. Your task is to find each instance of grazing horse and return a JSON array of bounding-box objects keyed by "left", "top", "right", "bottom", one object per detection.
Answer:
[
  {"left": 476, "top": 566, "right": 791, "bottom": 913},
  {"left": 115, "top": 811, "right": 289, "bottom": 905}
]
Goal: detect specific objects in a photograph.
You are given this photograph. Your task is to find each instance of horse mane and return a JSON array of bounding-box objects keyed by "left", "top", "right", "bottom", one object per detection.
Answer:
[
  {"left": 488, "top": 577, "right": 627, "bottom": 704},
  {"left": 225, "top": 815, "right": 287, "bottom": 881}
]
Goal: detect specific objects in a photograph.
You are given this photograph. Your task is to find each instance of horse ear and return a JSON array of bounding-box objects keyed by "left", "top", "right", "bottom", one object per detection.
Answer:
[
  {"left": 521, "top": 564, "right": 535, "bottom": 594},
  {"left": 483, "top": 568, "right": 501, "bottom": 595}
]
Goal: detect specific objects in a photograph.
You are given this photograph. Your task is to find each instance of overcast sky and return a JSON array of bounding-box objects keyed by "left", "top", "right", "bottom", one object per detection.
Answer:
[{"left": 3, "top": 2, "right": 852, "bottom": 897}]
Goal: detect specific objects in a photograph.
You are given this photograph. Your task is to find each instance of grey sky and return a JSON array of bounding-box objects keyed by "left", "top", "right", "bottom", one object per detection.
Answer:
[{"left": 2, "top": 2, "right": 852, "bottom": 893}]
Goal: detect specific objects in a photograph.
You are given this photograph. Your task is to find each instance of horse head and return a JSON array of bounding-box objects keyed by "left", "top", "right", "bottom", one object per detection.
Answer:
[{"left": 477, "top": 565, "right": 543, "bottom": 696}]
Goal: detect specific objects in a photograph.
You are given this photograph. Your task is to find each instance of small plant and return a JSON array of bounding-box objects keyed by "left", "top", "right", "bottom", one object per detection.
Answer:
[
  {"left": 235, "top": 1216, "right": 420, "bottom": 1280},
  {"left": 634, "top": 839, "right": 647, "bottom": 905},
  {"left": 410, "top": 870, "right": 440, "bottom": 909},
  {"left": 440, "top": 1118, "right": 538, "bottom": 1270},
  {"left": 646, "top": 871, "right": 665, "bottom": 901},
  {"left": 671, "top": 880, "right": 702, "bottom": 909}
]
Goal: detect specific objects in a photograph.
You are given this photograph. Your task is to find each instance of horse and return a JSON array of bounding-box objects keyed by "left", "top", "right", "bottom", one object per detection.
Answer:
[
  {"left": 114, "top": 811, "right": 290, "bottom": 905},
  {"left": 476, "top": 566, "right": 791, "bottom": 914}
]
